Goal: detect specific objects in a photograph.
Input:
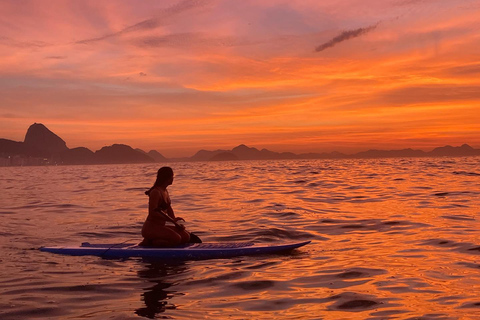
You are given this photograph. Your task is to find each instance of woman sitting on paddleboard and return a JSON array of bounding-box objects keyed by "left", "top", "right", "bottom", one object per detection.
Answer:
[{"left": 141, "top": 167, "right": 191, "bottom": 247}]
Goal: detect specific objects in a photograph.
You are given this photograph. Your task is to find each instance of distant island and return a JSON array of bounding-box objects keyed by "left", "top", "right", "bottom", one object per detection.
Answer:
[{"left": 0, "top": 123, "right": 479, "bottom": 166}]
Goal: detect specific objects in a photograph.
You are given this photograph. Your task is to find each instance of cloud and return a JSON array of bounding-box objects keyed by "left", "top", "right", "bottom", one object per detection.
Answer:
[
  {"left": 443, "top": 63, "right": 480, "bottom": 77},
  {"left": 1, "top": 113, "right": 22, "bottom": 119},
  {"left": 391, "top": 0, "right": 432, "bottom": 6},
  {"left": 315, "top": 24, "right": 378, "bottom": 52},
  {"left": 134, "top": 32, "right": 254, "bottom": 49},
  {"left": 0, "top": 36, "right": 50, "bottom": 48},
  {"left": 76, "top": 0, "right": 210, "bottom": 44},
  {"left": 76, "top": 17, "right": 160, "bottom": 44},
  {"left": 380, "top": 85, "right": 480, "bottom": 105},
  {"left": 45, "top": 56, "right": 67, "bottom": 60}
]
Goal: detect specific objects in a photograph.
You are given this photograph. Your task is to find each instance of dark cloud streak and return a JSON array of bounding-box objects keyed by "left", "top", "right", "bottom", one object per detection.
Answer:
[
  {"left": 315, "top": 24, "right": 378, "bottom": 52},
  {"left": 135, "top": 32, "right": 255, "bottom": 48},
  {"left": 76, "top": 0, "right": 208, "bottom": 45},
  {"left": 444, "top": 63, "right": 480, "bottom": 76},
  {"left": 392, "top": 0, "right": 429, "bottom": 6},
  {"left": 45, "top": 56, "right": 67, "bottom": 60},
  {"left": 0, "top": 36, "right": 50, "bottom": 48},
  {"left": 76, "top": 17, "right": 160, "bottom": 44}
]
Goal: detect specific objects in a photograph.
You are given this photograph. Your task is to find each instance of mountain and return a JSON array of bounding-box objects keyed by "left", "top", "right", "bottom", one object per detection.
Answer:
[
  {"left": 1, "top": 123, "right": 480, "bottom": 166},
  {"left": 136, "top": 149, "right": 168, "bottom": 162},
  {"left": 429, "top": 144, "right": 479, "bottom": 157},
  {"left": 95, "top": 144, "right": 155, "bottom": 164},
  {"left": 148, "top": 150, "right": 167, "bottom": 162},
  {"left": 194, "top": 144, "right": 301, "bottom": 161},
  {"left": 191, "top": 143, "right": 480, "bottom": 161},
  {"left": 190, "top": 148, "right": 230, "bottom": 161},
  {"left": 231, "top": 144, "right": 261, "bottom": 160},
  {"left": 298, "top": 151, "right": 347, "bottom": 159},
  {"left": 58, "top": 147, "right": 97, "bottom": 165},
  {"left": 0, "top": 123, "right": 160, "bottom": 165},
  {"left": 0, "top": 138, "right": 28, "bottom": 155},
  {"left": 24, "top": 123, "right": 68, "bottom": 156},
  {"left": 354, "top": 148, "right": 427, "bottom": 159},
  {"left": 209, "top": 152, "right": 239, "bottom": 161}
]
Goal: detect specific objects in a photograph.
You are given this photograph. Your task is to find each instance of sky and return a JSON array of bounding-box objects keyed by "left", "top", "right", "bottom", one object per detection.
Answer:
[{"left": 1, "top": 0, "right": 479, "bottom": 157}]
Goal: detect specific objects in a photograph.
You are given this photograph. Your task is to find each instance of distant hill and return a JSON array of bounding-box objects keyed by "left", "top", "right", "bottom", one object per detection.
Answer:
[
  {"left": 59, "top": 147, "right": 97, "bottom": 165},
  {"left": 0, "top": 138, "right": 28, "bottom": 155},
  {"left": 351, "top": 144, "right": 480, "bottom": 159},
  {"left": 24, "top": 123, "right": 68, "bottom": 156},
  {"left": 1, "top": 123, "right": 479, "bottom": 166},
  {"left": 231, "top": 144, "right": 296, "bottom": 160},
  {"left": 210, "top": 152, "right": 239, "bottom": 161},
  {"left": 190, "top": 143, "right": 480, "bottom": 161},
  {"left": 195, "top": 144, "right": 300, "bottom": 161},
  {"left": 190, "top": 148, "right": 230, "bottom": 161},
  {"left": 354, "top": 148, "right": 427, "bottom": 159},
  {"left": 298, "top": 151, "right": 347, "bottom": 159},
  {"left": 95, "top": 144, "right": 155, "bottom": 164},
  {"left": 429, "top": 144, "right": 478, "bottom": 157},
  {"left": 136, "top": 149, "right": 168, "bottom": 162},
  {"left": 0, "top": 123, "right": 158, "bottom": 165}
]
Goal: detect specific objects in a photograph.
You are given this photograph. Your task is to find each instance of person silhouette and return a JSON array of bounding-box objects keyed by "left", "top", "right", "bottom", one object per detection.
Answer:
[{"left": 140, "top": 167, "right": 192, "bottom": 247}]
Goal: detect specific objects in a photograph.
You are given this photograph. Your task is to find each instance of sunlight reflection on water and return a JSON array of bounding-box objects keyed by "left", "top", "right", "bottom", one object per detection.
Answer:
[{"left": 1, "top": 157, "right": 480, "bottom": 319}]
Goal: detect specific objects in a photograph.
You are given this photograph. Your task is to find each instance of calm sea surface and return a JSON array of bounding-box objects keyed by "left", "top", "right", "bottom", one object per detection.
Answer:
[{"left": 1, "top": 157, "right": 480, "bottom": 319}]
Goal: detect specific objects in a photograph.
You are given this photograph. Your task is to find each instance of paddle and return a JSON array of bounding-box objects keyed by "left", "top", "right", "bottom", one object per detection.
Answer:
[{"left": 155, "top": 208, "right": 202, "bottom": 243}]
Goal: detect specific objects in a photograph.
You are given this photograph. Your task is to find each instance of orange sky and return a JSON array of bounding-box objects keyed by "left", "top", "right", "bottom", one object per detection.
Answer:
[{"left": 1, "top": 0, "right": 479, "bottom": 157}]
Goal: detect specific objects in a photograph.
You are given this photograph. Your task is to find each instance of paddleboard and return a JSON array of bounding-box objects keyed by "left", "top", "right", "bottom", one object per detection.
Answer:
[{"left": 40, "top": 240, "right": 311, "bottom": 260}]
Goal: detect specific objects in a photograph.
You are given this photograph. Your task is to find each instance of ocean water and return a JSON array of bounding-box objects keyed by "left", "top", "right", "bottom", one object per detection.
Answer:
[{"left": 1, "top": 157, "right": 480, "bottom": 319}]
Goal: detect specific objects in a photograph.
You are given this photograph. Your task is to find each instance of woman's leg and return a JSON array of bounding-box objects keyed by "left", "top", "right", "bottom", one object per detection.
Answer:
[
  {"left": 142, "top": 224, "right": 183, "bottom": 247},
  {"left": 165, "top": 226, "right": 190, "bottom": 244},
  {"left": 151, "top": 238, "right": 177, "bottom": 247},
  {"left": 180, "top": 230, "right": 191, "bottom": 243}
]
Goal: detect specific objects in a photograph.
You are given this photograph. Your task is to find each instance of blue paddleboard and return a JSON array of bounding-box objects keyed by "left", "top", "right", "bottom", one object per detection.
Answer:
[{"left": 40, "top": 241, "right": 311, "bottom": 260}]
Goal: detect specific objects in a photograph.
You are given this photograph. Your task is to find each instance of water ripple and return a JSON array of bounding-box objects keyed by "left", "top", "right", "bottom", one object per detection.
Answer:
[{"left": 1, "top": 157, "right": 480, "bottom": 319}]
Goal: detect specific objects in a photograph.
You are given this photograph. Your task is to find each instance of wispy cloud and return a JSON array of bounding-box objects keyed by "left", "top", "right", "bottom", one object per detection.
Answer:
[
  {"left": 76, "top": 18, "right": 160, "bottom": 44},
  {"left": 45, "top": 56, "right": 67, "bottom": 60},
  {"left": 392, "top": 0, "right": 430, "bottom": 6},
  {"left": 1, "top": 113, "right": 22, "bottom": 119},
  {"left": 76, "top": 0, "right": 209, "bottom": 44},
  {"left": 0, "top": 36, "right": 50, "bottom": 48},
  {"left": 315, "top": 24, "right": 378, "bottom": 52},
  {"left": 135, "top": 32, "right": 254, "bottom": 49},
  {"left": 443, "top": 63, "right": 480, "bottom": 76}
]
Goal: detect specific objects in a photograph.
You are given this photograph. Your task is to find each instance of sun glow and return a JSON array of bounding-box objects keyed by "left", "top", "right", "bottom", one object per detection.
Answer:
[{"left": 0, "top": 0, "right": 479, "bottom": 157}]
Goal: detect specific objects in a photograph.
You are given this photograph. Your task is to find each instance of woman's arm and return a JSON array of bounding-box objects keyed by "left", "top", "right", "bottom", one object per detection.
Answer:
[
  {"left": 166, "top": 205, "right": 185, "bottom": 222},
  {"left": 148, "top": 189, "right": 168, "bottom": 221},
  {"left": 166, "top": 205, "right": 175, "bottom": 219},
  {"left": 164, "top": 190, "right": 184, "bottom": 222}
]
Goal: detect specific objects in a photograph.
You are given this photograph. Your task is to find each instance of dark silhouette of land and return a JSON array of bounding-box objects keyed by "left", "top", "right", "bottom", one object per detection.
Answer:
[
  {"left": 0, "top": 123, "right": 158, "bottom": 166},
  {"left": 0, "top": 123, "right": 479, "bottom": 166}
]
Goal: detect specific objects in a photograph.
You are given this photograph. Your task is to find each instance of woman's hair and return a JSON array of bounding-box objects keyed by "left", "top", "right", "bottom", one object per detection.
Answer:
[{"left": 145, "top": 167, "right": 174, "bottom": 196}]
